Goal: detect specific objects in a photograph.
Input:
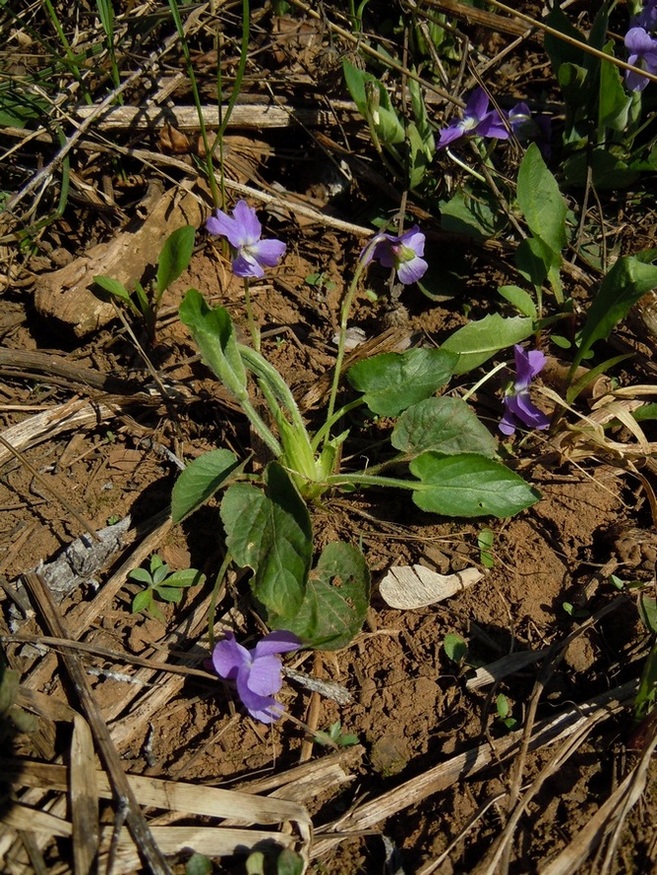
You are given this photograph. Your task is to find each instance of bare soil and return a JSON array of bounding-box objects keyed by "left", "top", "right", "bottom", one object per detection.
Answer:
[{"left": 2, "top": 2, "right": 657, "bottom": 873}]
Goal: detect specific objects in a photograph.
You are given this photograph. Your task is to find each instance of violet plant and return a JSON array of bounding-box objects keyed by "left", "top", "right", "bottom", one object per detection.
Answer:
[{"left": 172, "top": 201, "right": 544, "bottom": 652}]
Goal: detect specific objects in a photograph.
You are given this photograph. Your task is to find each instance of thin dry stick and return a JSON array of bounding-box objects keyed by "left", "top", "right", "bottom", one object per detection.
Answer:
[
  {"left": 285, "top": 0, "right": 464, "bottom": 107},
  {"left": 494, "top": 596, "right": 628, "bottom": 875},
  {"left": 2, "top": 3, "right": 210, "bottom": 219},
  {"left": 21, "top": 571, "right": 172, "bottom": 875},
  {"left": 484, "top": 0, "right": 657, "bottom": 85},
  {"left": 478, "top": 711, "right": 609, "bottom": 875},
  {"left": 0, "top": 432, "right": 100, "bottom": 542},
  {"left": 540, "top": 726, "right": 657, "bottom": 875}
]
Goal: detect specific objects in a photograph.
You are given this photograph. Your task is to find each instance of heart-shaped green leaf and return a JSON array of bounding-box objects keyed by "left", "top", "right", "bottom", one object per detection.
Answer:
[
  {"left": 220, "top": 463, "right": 312, "bottom": 619},
  {"left": 347, "top": 348, "right": 458, "bottom": 416},
  {"left": 171, "top": 448, "right": 240, "bottom": 523},
  {"left": 409, "top": 452, "right": 539, "bottom": 517},
  {"left": 274, "top": 542, "right": 370, "bottom": 650},
  {"left": 391, "top": 397, "right": 498, "bottom": 458}
]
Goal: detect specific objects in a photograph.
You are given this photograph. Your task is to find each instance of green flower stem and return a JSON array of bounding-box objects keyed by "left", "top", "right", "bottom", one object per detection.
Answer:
[
  {"left": 243, "top": 277, "right": 260, "bottom": 352},
  {"left": 445, "top": 147, "right": 486, "bottom": 183},
  {"left": 324, "top": 238, "right": 377, "bottom": 446},
  {"left": 311, "top": 397, "right": 364, "bottom": 452},
  {"left": 238, "top": 343, "right": 317, "bottom": 475},
  {"left": 325, "top": 471, "right": 420, "bottom": 491},
  {"left": 167, "top": 0, "right": 219, "bottom": 205},
  {"left": 239, "top": 344, "right": 310, "bottom": 438},
  {"left": 460, "top": 360, "right": 508, "bottom": 403}
]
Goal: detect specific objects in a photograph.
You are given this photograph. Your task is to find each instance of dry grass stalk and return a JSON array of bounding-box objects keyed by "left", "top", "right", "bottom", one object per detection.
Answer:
[
  {"left": 73, "top": 102, "right": 358, "bottom": 130},
  {"left": 70, "top": 714, "right": 99, "bottom": 875},
  {"left": 541, "top": 725, "right": 657, "bottom": 875},
  {"left": 0, "top": 402, "right": 113, "bottom": 468},
  {"left": 311, "top": 678, "right": 638, "bottom": 859},
  {"left": 466, "top": 649, "right": 550, "bottom": 690},
  {"left": 21, "top": 571, "right": 172, "bottom": 875}
]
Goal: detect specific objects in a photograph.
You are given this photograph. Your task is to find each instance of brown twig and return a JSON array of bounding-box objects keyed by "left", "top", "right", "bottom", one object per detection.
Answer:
[{"left": 21, "top": 571, "right": 173, "bottom": 875}]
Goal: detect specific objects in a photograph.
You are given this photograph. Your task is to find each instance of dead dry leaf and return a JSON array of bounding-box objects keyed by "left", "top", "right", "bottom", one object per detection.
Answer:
[{"left": 379, "top": 565, "right": 482, "bottom": 609}]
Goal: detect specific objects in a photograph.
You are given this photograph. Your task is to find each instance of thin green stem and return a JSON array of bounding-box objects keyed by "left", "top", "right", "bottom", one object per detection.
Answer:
[
  {"left": 325, "top": 471, "right": 420, "bottom": 491},
  {"left": 461, "top": 360, "right": 508, "bottom": 403},
  {"left": 311, "top": 397, "right": 364, "bottom": 452},
  {"left": 238, "top": 394, "right": 283, "bottom": 458},
  {"left": 167, "top": 0, "right": 219, "bottom": 204},
  {"left": 324, "top": 238, "right": 377, "bottom": 446},
  {"left": 42, "top": 0, "right": 93, "bottom": 104},
  {"left": 243, "top": 278, "right": 260, "bottom": 352},
  {"left": 213, "top": 0, "right": 251, "bottom": 208},
  {"left": 445, "top": 147, "right": 486, "bottom": 183}
]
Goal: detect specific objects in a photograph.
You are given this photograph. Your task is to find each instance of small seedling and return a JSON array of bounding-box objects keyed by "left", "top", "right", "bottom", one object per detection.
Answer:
[
  {"left": 305, "top": 270, "right": 336, "bottom": 293},
  {"left": 495, "top": 693, "right": 518, "bottom": 731},
  {"left": 94, "top": 224, "right": 195, "bottom": 338},
  {"left": 246, "top": 848, "right": 304, "bottom": 875},
  {"left": 478, "top": 527, "right": 495, "bottom": 568},
  {"left": 443, "top": 632, "right": 468, "bottom": 668},
  {"left": 129, "top": 554, "right": 205, "bottom": 621},
  {"left": 314, "top": 720, "right": 359, "bottom": 748},
  {"left": 185, "top": 852, "right": 212, "bottom": 875}
]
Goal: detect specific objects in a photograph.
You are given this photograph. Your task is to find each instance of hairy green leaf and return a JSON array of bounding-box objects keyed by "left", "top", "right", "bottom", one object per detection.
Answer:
[
  {"left": 440, "top": 315, "right": 534, "bottom": 375},
  {"left": 220, "top": 463, "right": 312, "bottom": 620},
  {"left": 347, "top": 348, "right": 458, "bottom": 416},
  {"left": 409, "top": 452, "right": 539, "bottom": 517},
  {"left": 574, "top": 252, "right": 657, "bottom": 370},
  {"left": 156, "top": 225, "right": 195, "bottom": 297},
  {"left": 274, "top": 542, "right": 370, "bottom": 650},
  {"left": 179, "top": 289, "right": 248, "bottom": 395},
  {"left": 171, "top": 448, "right": 240, "bottom": 523},
  {"left": 517, "top": 144, "right": 567, "bottom": 256},
  {"left": 391, "top": 397, "right": 497, "bottom": 458}
]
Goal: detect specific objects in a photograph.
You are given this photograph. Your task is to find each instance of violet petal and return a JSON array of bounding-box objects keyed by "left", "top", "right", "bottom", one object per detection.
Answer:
[
  {"left": 212, "top": 634, "right": 250, "bottom": 679},
  {"left": 254, "top": 630, "right": 302, "bottom": 658},
  {"left": 246, "top": 654, "right": 284, "bottom": 697},
  {"left": 232, "top": 199, "right": 262, "bottom": 245},
  {"left": 250, "top": 238, "right": 287, "bottom": 267},
  {"left": 397, "top": 255, "right": 428, "bottom": 285},
  {"left": 232, "top": 252, "right": 265, "bottom": 278},
  {"left": 507, "top": 393, "right": 550, "bottom": 431},
  {"left": 465, "top": 87, "right": 490, "bottom": 122}
]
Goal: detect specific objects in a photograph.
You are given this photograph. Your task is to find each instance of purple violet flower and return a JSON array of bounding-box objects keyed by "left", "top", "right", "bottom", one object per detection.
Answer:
[
  {"left": 437, "top": 87, "right": 509, "bottom": 149},
  {"left": 211, "top": 630, "right": 301, "bottom": 723},
  {"left": 508, "top": 102, "right": 552, "bottom": 158},
  {"left": 625, "top": 26, "right": 657, "bottom": 91},
  {"left": 499, "top": 345, "right": 550, "bottom": 437},
  {"left": 363, "top": 225, "right": 428, "bottom": 285},
  {"left": 206, "top": 200, "right": 286, "bottom": 278},
  {"left": 633, "top": 0, "right": 657, "bottom": 31}
]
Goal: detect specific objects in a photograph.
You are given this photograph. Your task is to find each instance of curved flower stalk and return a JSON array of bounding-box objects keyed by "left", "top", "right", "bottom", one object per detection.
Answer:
[
  {"left": 508, "top": 102, "right": 552, "bottom": 158},
  {"left": 211, "top": 630, "right": 301, "bottom": 723},
  {"left": 499, "top": 345, "right": 550, "bottom": 436}
]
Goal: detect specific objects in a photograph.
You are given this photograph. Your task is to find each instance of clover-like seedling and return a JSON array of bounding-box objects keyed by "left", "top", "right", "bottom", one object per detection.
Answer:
[
  {"left": 495, "top": 693, "right": 518, "bottom": 732},
  {"left": 314, "top": 720, "right": 359, "bottom": 748},
  {"left": 129, "top": 553, "right": 205, "bottom": 621}
]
